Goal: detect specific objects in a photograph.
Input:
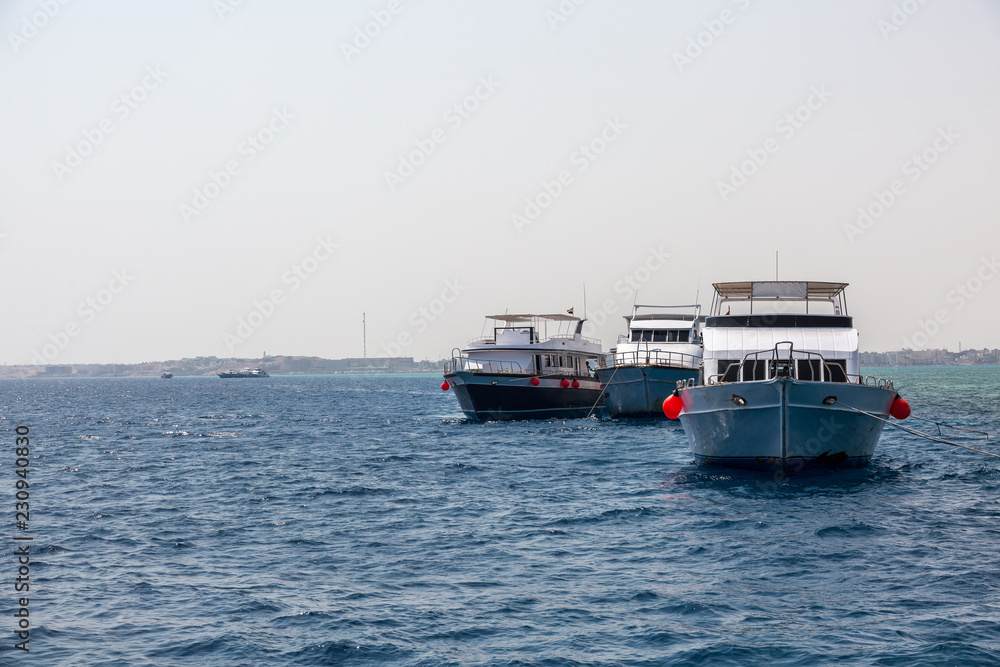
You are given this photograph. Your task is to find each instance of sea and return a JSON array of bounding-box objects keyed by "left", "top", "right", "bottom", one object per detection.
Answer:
[{"left": 2, "top": 367, "right": 1000, "bottom": 666}]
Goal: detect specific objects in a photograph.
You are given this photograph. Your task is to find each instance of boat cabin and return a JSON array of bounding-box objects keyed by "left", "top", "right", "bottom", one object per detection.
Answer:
[
  {"left": 606, "top": 304, "right": 702, "bottom": 370},
  {"left": 701, "top": 281, "right": 859, "bottom": 384},
  {"left": 454, "top": 313, "right": 602, "bottom": 377}
]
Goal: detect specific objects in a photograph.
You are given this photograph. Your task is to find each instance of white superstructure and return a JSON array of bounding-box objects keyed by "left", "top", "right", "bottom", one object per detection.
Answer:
[
  {"left": 608, "top": 304, "right": 702, "bottom": 370},
  {"left": 453, "top": 314, "right": 602, "bottom": 376},
  {"left": 700, "top": 281, "right": 859, "bottom": 384}
]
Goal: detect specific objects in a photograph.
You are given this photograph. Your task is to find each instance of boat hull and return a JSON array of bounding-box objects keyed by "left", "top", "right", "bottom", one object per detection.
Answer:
[
  {"left": 594, "top": 365, "right": 699, "bottom": 418},
  {"left": 445, "top": 371, "right": 603, "bottom": 420},
  {"left": 678, "top": 378, "right": 896, "bottom": 472}
]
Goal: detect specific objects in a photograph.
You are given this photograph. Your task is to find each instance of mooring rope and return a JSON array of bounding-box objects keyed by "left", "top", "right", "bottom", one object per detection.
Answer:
[
  {"left": 586, "top": 364, "right": 621, "bottom": 419},
  {"left": 908, "top": 400, "right": 1000, "bottom": 414},
  {"left": 836, "top": 401, "right": 1000, "bottom": 460},
  {"left": 904, "top": 415, "right": 994, "bottom": 439}
]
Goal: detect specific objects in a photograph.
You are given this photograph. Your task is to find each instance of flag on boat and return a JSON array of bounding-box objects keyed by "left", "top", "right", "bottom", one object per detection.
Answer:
[{"left": 567, "top": 307, "right": 574, "bottom": 315}]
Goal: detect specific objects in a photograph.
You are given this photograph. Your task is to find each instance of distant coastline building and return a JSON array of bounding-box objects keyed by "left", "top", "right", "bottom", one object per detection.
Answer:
[
  {"left": 861, "top": 348, "right": 1000, "bottom": 367},
  {"left": 19, "top": 356, "right": 438, "bottom": 378}
]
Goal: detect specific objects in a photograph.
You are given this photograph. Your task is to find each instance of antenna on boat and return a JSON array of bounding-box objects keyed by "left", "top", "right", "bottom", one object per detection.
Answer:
[
  {"left": 583, "top": 283, "right": 587, "bottom": 320},
  {"left": 363, "top": 312, "right": 366, "bottom": 358},
  {"left": 775, "top": 251, "right": 779, "bottom": 281}
]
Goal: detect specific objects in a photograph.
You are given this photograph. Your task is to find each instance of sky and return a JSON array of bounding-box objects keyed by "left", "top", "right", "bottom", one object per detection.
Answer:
[{"left": 2, "top": 0, "right": 999, "bottom": 365}]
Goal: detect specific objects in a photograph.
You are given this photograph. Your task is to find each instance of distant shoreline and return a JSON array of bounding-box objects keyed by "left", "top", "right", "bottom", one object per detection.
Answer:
[
  {"left": 0, "top": 355, "right": 447, "bottom": 379},
  {"left": 0, "top": 372, "right": 444, "bottom": 379},
  {"left": 3, "top": 348, "right": 997, "bottom": 379}
]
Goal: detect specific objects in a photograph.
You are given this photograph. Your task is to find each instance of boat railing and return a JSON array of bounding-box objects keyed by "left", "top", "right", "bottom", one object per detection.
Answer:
[
  {"left": 851, "top": 375, "right": 895, "bottom": 390},
  {"left": 704, "top": 343, "right": 892, "bottom": 389},
  {"left": 705, "top": 344, "right": 829, "bottom": 384},
  {"left": 444, "top": 350, "right": 525, "bottom": 375},
  {"left": 466, "top": 336, "right": 496, "bottom": 345},
  {"left": 600, "top": 349, "right": 701, "bottom": 370},
  {"left": 548, "top": 333, "right": 602, "bottom": 345},
  {"left": 464, "top": 333, "right": 600, "bottom": 347}
]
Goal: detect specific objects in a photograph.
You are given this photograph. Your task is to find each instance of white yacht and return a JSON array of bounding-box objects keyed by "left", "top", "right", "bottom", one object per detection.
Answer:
[
  {"left": 218, "top": 367, "right": 269, "bottom": 378},
  {"left": 666, "top": 281, "right": 910, "bottom": 472},
  {"left": 443, "top": 313, "right": 603, "bottom": 420},
  {"left": 594, "top": 304, "right": 702, "bottom": 418}
]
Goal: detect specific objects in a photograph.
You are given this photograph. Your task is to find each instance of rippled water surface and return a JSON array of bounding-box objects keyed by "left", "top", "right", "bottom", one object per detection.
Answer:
[{"left": 2, "top": 368, "right": 1000, "bottom": 665}]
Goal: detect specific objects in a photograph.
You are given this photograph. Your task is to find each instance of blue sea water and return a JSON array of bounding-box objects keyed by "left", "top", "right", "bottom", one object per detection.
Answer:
[{"left": 2, "top": 367, "right": 1000, "bottom": 665}]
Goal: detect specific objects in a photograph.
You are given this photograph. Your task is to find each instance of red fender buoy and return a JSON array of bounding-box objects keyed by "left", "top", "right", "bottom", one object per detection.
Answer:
[
  {"left": 571, "top": 380, "right": 580, "bottom": 389},
  {"left": 530, "top": 377, "right": 540, "bottom": 386},
  {"left": 890, "top": 396, "right": 910, "bottom": 420},
  {"left": 560, "top": 378, "right": 571, "bottom": 388},
  {"left": 441, "top": 381, "right": 450, "bottom": 391},
  {"left": 663, "top": 394, "right": 683, "bottom": 419}
]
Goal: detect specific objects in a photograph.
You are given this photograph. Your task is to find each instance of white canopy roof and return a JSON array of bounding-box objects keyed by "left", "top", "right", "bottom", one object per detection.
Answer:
[
  {"left": 713, "top": 281, "right": 848, "bottom": 299},
  {"left": 486, "top": 313, "right": 580, "bottom": 323}
]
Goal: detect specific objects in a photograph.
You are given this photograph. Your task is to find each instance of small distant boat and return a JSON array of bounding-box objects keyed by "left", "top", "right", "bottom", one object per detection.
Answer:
[
  {"left": 595, "top": 304, "right": 702, "bottom": 418},
  {"left": 160, "top": 371, "right": 173, "bottom": 379},
  {"left": 443, "top": 313, "right": 603, "bottom": 420},
  {"left": 218, "top": 367, "right": 269, "bottom": 378}
]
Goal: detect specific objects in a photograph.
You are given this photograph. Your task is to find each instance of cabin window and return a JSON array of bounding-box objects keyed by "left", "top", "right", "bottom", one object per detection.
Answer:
[
  {"left": 744, "top": 360, "right": 768, "bottom": 381},
  {"left": 631, "top": 329, "right": 660, "bottom": 342},
  {"left": 796, "top": 359, "right": 822, "bottom": 381},
  {"left": 634, "top": 329, "right": 693, "bottom": 343},
  {"left": 827, "top": 360, "right": 848, "bottom": 383},
  {"left": 719, "top": 360, "right": 740, "bottom": 382},
  {"left": 795, "top": 359, "right": 848, "bottom": 382}
]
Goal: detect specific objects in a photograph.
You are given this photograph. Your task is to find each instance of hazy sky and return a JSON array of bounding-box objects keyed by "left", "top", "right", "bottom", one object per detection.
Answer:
[{"left": 2, "top": 0, "right": 998, "bottom": 365}]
